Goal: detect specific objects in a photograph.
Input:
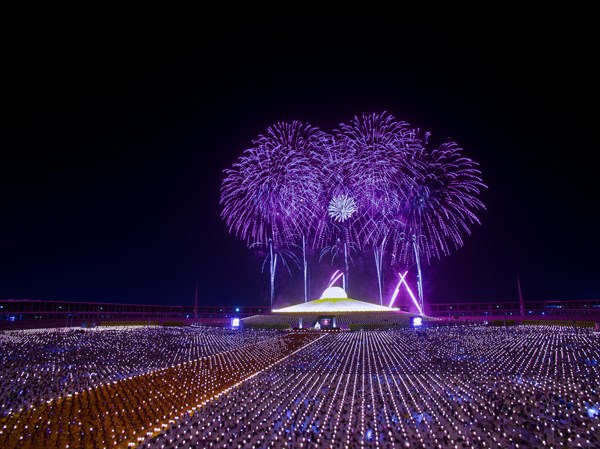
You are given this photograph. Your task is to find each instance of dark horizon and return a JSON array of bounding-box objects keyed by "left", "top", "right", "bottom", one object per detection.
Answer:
[{"left": 1, "top": 18, "right": 597, "bottom": 309}]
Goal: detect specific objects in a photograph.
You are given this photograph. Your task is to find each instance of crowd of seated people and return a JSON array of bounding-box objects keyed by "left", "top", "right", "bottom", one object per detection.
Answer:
[
  {"left": 0, "top": 326, "right": 318, "bottom": 449},
  {"left": 0, "top": 325, "right": 282, "bottom": 416},
  {"left": 144, "top": 325, "right": 599, "bottom": 449},
  {"left": 0, "top": 324, "right": 598, "bottom": 449}
]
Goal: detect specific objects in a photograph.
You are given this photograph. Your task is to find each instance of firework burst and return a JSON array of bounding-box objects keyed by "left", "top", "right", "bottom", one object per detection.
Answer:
[
  {"left": 220, "top": 120, "right": 329, "bottom": 306},
  {"left": 220, "top": 121, "right": 327, "bottom": 245},
  {"left": 328, "top": 194, "right": 357, "bottom": 222},
  {"left": 396, "top": 132, "right": 487, "bottom": 267}
]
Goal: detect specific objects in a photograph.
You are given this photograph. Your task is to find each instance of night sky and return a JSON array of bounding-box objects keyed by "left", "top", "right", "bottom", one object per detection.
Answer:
[{"left": 1, "top": 17, "right": 596, "bottom": 309}]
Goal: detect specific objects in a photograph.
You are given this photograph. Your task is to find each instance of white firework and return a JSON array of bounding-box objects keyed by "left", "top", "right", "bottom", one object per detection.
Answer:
[{"left": 328, "top": 194, "right": 357, "bottom": 222}]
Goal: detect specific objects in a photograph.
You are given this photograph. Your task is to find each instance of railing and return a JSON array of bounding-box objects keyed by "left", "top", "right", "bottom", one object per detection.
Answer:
[{"left": 1, "top": 298, "right": 599, "bottom": 330}]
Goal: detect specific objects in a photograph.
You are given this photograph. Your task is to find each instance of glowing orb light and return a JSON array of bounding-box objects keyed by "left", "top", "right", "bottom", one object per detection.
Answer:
[{"left": 411, "top": 316, "right": 423, "bottom": 327}]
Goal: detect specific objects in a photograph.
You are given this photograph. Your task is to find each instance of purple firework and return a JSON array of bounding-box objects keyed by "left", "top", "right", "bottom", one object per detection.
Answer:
[
  {"left": 220, "top": 121, "right": 327, "bottom": 246},
  {"left": 329, "top": 111, "right": 418, "bottom": 302},
  {"left": 381, "top": 130, "right": 488, "bottom": 312},
  {"left": 220, "top": 121, "right": 328, "bottom": 306},
  {"left": 334, "top": 111, "right": 414, "bottom": 206},
  {"left": 395, "top": 131, "right": 487, "bottom": 267}
]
